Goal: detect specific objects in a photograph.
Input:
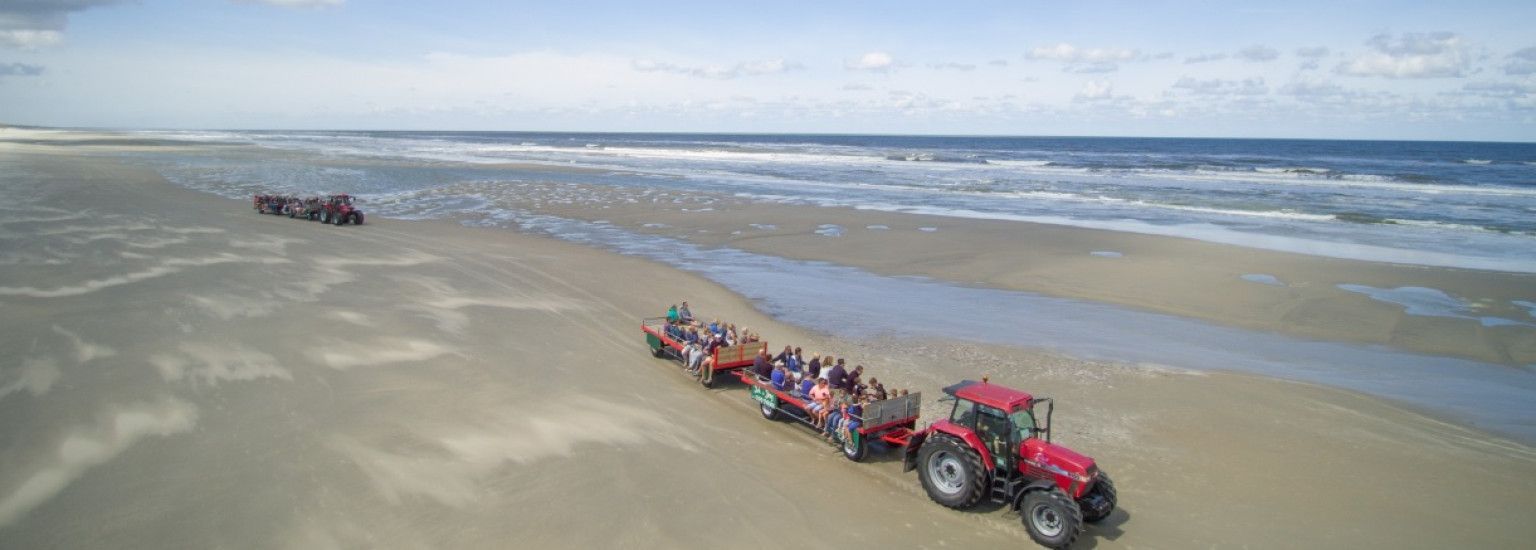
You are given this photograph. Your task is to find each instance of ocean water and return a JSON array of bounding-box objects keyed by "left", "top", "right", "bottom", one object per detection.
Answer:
[{"left": 137, "top": 130, "right": 1536, "bottom": 272}]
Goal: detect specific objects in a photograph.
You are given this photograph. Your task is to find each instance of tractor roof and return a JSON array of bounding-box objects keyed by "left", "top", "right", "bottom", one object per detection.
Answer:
[{"left": 943, "top": 379, "right": 1033, "bottom": 410}]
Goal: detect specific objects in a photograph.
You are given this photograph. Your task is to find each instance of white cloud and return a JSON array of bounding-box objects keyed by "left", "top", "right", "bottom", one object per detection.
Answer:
[
  {"left": 633, "top": 58, "right": 801, "bottom": 80},
  {"left": 1459, "top": 81, "right": 1535, "bottom": 98},
  {"left": 987, "top": 59, "right": 1009, "bottom": 67},
  {"left": 845, "top": 51, "right": 896, "bottom": 72},
  {"left": 1338, "top": 32, "right": 1470, "bottom": 78},
  {"left": 1075, "top": 80, "right": 1114, "bottom": 101},
  {"left": 1237, "top": 45, "right": 1280, "bottom": 62},
  {"left": 0, "top": 30, "right": 62, "bottom": 49},
  {"left": 1065, "top": 62, "right": 1120, "bottom": 74},
  {"left": 1505, "top": 47, "right": 1536, "bottom": 76},
  {"left": 1172, "top": 77, "right": 1269, "bottom": 96},
  {"left": 0, "top": 0, "right": 126, "bottom": 49},
  {"left": 928, "top": 61, "right": 976, "bottom": 71},
  {"left": 1026, "top": 43, "right": 1140, "bottom": 63},
  {"left": 1026, "top": 43, "right": 1142, "bottom": 73},
  {"left": 235, "top": 0, "right": 346, "bottom": 7},
  {"left": 1281, "top": 78, "right": 1358, "bottom": 99},
  {"left": 1184, "top": 53, "right": 1227, "bottom": 64}
]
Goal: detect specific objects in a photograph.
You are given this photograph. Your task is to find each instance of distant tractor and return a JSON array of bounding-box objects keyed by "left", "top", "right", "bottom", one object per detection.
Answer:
[
  {"left": 320, "top": 194, "right": 364, "bottom": 226},
  {"left": 903, "top": 380, "right": 1116, "bottom": 548}
]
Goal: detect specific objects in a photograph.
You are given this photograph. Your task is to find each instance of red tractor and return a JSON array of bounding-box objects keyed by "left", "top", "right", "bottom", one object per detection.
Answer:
[
  {"left": 903, "top": 380, "right": 1116, "bottom": 549},
  {"left": 320, "top": 194, "right": 364, "bottom": 226}
]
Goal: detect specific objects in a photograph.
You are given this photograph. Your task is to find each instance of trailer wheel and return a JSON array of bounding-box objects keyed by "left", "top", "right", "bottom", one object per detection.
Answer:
[
  {"left": 1082, "top": 471, "right": 1117, "bottom": 523},
  {"left": 917, "top": 435, "right": 987, "bottom": 509},
  {"left": 759, "top": 401, "right": 779, "bottom": 421},
  {"left": 1022, "top": 488, "right": 1083, "bottom": 549},
  {"left": 841, "top": 431, "right": 867, "bottom": 462}
]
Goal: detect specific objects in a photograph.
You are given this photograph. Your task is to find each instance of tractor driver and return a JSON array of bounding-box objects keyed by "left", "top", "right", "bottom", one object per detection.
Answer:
[{"left": 976, "top": 407, "right": 1014, "bottom": 469}]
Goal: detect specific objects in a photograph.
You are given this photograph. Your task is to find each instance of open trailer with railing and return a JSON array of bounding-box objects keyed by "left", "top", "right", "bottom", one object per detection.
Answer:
[{"left": 641, "top": 316, "right": 766, "bottom": 387}]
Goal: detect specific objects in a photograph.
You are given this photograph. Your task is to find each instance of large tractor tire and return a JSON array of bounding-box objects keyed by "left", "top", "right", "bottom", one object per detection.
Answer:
[
  {"left": 320, "top": 211, "right": 330, "bottom": 224},
  {"left": 841, "top": 430, "right": 868, "bottom": 462},
  {"left": 353, "top": 212, "right": 364, "bottom": 225},
  {"left": 334, "top": 213, "right": 346, "bottom": 226},
  {"left": 917, "top": 435, "right": 987, "bottom": 509},
  {"left": 1082, "top": 471, "right": 1117, "bottom": 523},
  {"left": 1021, "top": 488, "right": 1084, "bottom": 549}
]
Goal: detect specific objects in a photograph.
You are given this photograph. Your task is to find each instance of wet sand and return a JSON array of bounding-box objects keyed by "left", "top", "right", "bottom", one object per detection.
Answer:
[
  {"left": 495, "top": 183, "right": 1536, "bottom": 367},
  {"left": 2, "top": 132, "right": 1535, "bottom": 548}
]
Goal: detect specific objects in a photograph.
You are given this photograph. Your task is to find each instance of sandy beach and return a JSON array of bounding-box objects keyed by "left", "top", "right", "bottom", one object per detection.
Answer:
[{"left": 2, "top": 130, "right": 1535, "bottom": 548}]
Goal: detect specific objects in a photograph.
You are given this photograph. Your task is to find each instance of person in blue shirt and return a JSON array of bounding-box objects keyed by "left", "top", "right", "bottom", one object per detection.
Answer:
[
  {"left": 770, "top": 365, "right": 787, "bottom": 390},
  {"left": 798, "top": 376, "right": 815, "bottom": 399}
]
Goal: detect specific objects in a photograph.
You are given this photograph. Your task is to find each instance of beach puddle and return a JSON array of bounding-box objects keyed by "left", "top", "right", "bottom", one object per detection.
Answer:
[
  {"left": 814, "top": 224, "right": 844, "bottom": 237},
  {"left": 1241, "top": 273, "right": 1284, "bottom": 286},
  {"left": 1338, "top": 284, "right": 1534, "bottom": 327},
  {"left": 1090, "top": 250, "right": 1123, "bottom": 258}
]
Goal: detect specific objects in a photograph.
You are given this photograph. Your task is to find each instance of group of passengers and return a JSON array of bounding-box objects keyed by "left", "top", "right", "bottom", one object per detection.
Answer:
[
  {"left": 664, "top": 302, "right": 762, "bottom": 376},
  {"left": 663, "top": 302, "right": 909, "bottom": 445}
]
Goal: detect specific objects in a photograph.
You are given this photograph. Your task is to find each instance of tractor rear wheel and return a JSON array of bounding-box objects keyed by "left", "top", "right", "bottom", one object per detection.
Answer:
[
  {"left": 917, "top": 435, "right": 987, "bottom": 509},
  {"left": 1022, "top": 488, "right": 1084, "bottom": 549},
  {"left": 1082, "top": 471, "right": 1117, "bottom": 523},
  {"left": 353, "top": 212, "right": 364, "bottom": 225}
]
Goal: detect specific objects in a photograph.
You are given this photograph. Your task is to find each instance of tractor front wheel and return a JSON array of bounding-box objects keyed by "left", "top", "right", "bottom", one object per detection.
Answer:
[
  {"left": 1082, "top": 471, "right": 1117, "bottom": 523},
  {"left": 334, "top": 213, "right": 346, "bottom": 226},
  {"left": 1022, "top": 488, "right": 1084, "bottom": 549},
  {"left": 917, "top": 435, "right": 987, "bottom": 509}
]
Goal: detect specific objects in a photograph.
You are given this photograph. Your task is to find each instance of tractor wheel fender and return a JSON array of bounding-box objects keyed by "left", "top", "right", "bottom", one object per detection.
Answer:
[
  {"left": 927, "top": 421, "right": 996, "bottom": 473},
  {"left": 1011, "top": 479, "right": 1064, "bottom": 510}
]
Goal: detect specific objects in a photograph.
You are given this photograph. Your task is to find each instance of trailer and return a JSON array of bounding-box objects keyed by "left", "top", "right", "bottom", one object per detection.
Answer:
[
  {"left": 641, "top": 317, "right": 765, "bottom": 387},
  {"left": 739, "top": 370, "right": 921, "bottom": 462}
]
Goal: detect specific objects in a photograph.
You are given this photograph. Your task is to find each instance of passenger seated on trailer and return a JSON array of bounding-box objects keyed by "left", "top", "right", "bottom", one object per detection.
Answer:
[
  {"left": 806, "top": 354, "right": 822, "bottom": 379},
  {"left": 849, "top": 366, "right": 866, "bottom": 396},
  {"left": 797, "top": 376, "right": 816, "bottom": 399},
  {"left": 808, "top": 379, "right": 832, "bottom": 428},
  {"left": 666, "top": 304, "right": 680, "bottom": 323},
  {"left": 770, "top": 364, "right": 787, "bottom": 390},
  {"left": 826, "top": 359, "right": 848, "bottom": 391},
  {"left": 679, "top": 301, "right": 694, "bottom": 323},
  {"left": 841, "top": 395, "right": 867, "bottom": 443},
  {"left": 752, "top": 349, "right": 773, "bottom": 379},
  {"left": 685, "top": 342, "right": 705, "bottom": 375},
  {"left": 869, "top": 378, "right": 888, "bottom": 401}
]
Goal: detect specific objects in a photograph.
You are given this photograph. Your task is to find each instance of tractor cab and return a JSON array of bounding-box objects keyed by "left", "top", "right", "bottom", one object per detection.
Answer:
[{"left": 940, "top": 379, "right": 1052, "bottom": 470}]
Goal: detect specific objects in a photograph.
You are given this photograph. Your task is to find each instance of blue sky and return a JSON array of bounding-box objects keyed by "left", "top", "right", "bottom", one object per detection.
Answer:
[{"left": 1, "top": 0, "right": 1533, "bottom": 140}]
